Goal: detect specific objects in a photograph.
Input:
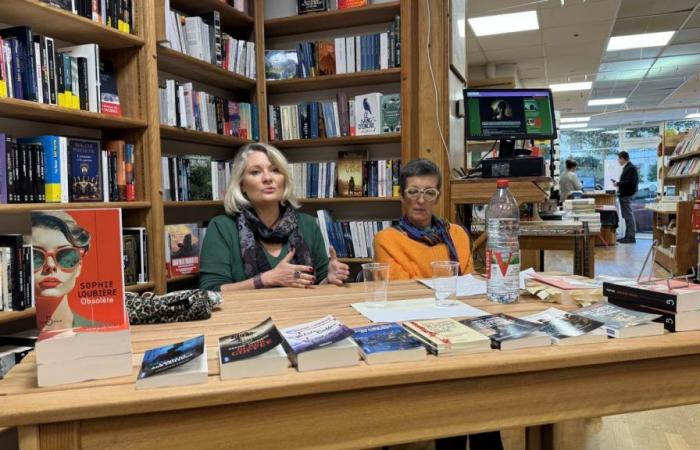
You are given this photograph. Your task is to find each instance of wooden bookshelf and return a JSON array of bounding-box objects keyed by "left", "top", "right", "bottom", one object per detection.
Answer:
[
  {"left": 0, "top": 97, "right": 147, "bottom": 130},
  {"left": 651, "top": 201, "right": 697, "bottom": 275},
  {"left": 126, "top": 282, "right": 156, "bottom": 293},
  {"left": 157, "top": 47, "right": 256, "bottom": 91},
  {"left": 665, "top": 173, "right": 700, "bottom": 181},
  {"left": 0, "top": 0, "right": 144, "bottom": 49},
  {"left": 299, "top": 197, "right": 400, "bottom": 204},
  {"left": 164, "top": 200, "right": 223, "bottom": 208},
  {"left": 0, "top": 308, "right": 35, "bottom": 327},
  {"left": 669, "top": 150, "right": 700, "bottom": 162},
  {"left": 0, "top": 201, "right": 151, "bottom": 213},
  {"left": 160, "top": 125, "right": 252, "bottom": 147},
  {"left": 266, "top": 69, "right": 401, "bottom": 94},
  {"left": 169, "top": 0, "right": 254, "bottom": 31},
  {"left": 273, "top": 133, "right": 401, "bottom": 148},
  {"left": 265, "top": 2, "right": 401, "bottom": 37}
]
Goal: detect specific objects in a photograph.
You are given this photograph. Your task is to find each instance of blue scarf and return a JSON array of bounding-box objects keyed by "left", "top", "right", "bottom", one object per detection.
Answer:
[{"left": 395, "top": 216, "right": 461, "bottom": 273}]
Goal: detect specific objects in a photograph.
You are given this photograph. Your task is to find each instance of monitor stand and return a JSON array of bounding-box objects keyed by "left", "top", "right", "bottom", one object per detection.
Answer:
[{"left": 498, "top": 139, "right": 516, "bottom": 158}]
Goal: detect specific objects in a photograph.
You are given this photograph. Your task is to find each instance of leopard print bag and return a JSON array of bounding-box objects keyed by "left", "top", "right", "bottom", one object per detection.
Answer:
[{"left": 125, "top": 290, "right": 222, "bottom": 325}]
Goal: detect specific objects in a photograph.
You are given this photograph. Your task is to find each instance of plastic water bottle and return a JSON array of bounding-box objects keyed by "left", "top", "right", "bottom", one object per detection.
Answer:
[{"left": 486, "top": 179, "right": 520, "bottom": 303}]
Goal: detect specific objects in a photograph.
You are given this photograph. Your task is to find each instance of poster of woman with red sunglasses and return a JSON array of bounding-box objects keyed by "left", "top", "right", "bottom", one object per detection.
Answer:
[{"left": 31, "top": 209, "right": 127, "bottom": 331}]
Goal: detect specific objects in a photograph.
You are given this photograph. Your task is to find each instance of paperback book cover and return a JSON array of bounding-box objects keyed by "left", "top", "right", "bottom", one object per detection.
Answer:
[
  {"left": 316, "top": 41, "right": 336, "bottom": 76},
  {"left": 165, "top": 224, "right": 201, "bottom": 278},
  {"left": 523, "top": 307, "right": 605, "bottom": 342},
  {"left": 122, "top": 234, "right": 139, "bottom": 285},
  {"left": 461, "top": 314, "right": 545, "bottom": 346},
  {"left": 380, "top": 94, "right": 400, "bottom": 133},
  {"left": 403, "top": 318, "right": 491, "bottom": 355},
  {"left": 602, "top": 279, "right": 700, "bottom": 313},
  {"left": 265, "top": 50, "right": 298, "bottom": 80},
  {"left": 219, "top": 317, "right": 284, "bottom": 363},
  {"left": 99, "top": 60, "right": 121, "bottom": 116},
  {"left": 183, "top": 155, "right": 212, "bottom": 201},
  {"left": 67, "top": 138, "right": 102, "bottom": 202},
  {"left": 297, "top": 0, "right": 327, "bottom": 14},
  {"left": 354, "top": 93, "right": 382, "bottom": 136},
  {"left": 337, "top": 151, "right": 366, "bottom": 197},
  {"left": 352, "top": 322, "right": 424, "bottom": 355},
  {"left": 138, "top": 335, "right": 205, "bottom": 379},
  {"left": 32, "top": 209, "right": 127, "bottom": 332},
  {"left": 575, "top": 302, "right": 664, "bottom": 338},
  {"left": 281, "top": 315, "right": 353, "bottom": 354}
]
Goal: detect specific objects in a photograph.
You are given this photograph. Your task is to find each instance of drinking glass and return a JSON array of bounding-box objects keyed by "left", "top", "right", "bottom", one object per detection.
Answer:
[
  {"left": 361, "top": 263, "right": 390, "bottom": 308},
  {"left": 431, "top": 261, "right": 459, "bottom": 307}
]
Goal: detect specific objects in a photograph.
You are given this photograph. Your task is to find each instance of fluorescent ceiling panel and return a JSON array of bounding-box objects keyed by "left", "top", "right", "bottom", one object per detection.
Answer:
[
  {"left": 596, "top": 69, "right": 649, "bottom": 82},
  {"left": 685, "top": 113, "right": 700, "bottom": 118},
  {"left": 588, "top": 98, "right": 627, "bottom": 106},
  {"left": 607, "top": 31, "right": 675, "bottom": 51},
  {"left": 468, "top": 11, "right": 539, "bottom": 37},
  {"left": 560, "top": 123, "right": 588, "bottom": 129},
  {"left": 550, "top": 81, "right": 593, "bottom": 92},
  {"left": 598, "top": 59, "right": 655, "bottom": 73},
  {"left": 560, "top": 116, "right": 591, "bottom": 123}
]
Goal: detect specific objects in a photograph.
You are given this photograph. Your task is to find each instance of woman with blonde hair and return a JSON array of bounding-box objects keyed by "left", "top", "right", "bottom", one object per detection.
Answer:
[{"left": 199, "top": 143, "right": 350, "bottom": 291}]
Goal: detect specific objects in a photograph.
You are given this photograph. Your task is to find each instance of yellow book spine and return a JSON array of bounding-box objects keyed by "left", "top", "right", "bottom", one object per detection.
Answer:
[
  {"left": 45, "top": 184, "right": 61, "bottom": 203},
  {"left": 72, "top": 93, "right": 80, "bottom": 110},
  {"left": 0, "top": 80, "right": 7, "bottom": 98}
]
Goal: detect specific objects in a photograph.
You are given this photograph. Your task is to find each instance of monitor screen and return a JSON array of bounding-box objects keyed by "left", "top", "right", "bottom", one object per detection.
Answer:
[
  {"left": 464, "top": 88, "right": 558, "bottom": 140},
  {"left": 580, "top": 176, "right": 595, "bottom": 190}
]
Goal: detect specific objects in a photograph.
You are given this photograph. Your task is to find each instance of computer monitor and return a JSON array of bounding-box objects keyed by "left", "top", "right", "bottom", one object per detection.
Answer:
[
  {"left": 581, "top": 176, "right": 595, "bottom": 190},
  {"left": 464, "top": 88, "right": 558, "bottom": 144}
]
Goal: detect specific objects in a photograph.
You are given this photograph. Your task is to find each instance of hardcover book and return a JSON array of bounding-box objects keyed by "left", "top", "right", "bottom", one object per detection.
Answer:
[
  {"left": 265, "top": 50, "right": 298, "bottom": 80},
  {"left": 352, "top": 322, "right": 427, "bottom": 364},
  {"left": 574, "top": 302, "right": 665, "bottom": 339},
  {"left": 67, "top": 138, "right": 102, "bottom": 202},
  {"left": 460, "top": 314, "right": 551, "bottom": 350},
  {"left": 354, "top": 93, "right": 382, "bottom": 136},
  {"left": 218, "top": 317, "right": 289, "bottom": 380},
  {"left": 523, "top": 307, "right": 607, "bottom": 346},
  {"left": 380, "top": 93, "right": 400, "bottom": 133},
  {"left": 403, "top": 318, "right": 491, "bottom": 356},
  {"left": 136, "top": 335, "right": 208, "bottom": 389},
  {"left": 336, "top": 151, "right": 365, "bottom": 197},
  {"left": 281, "top": 315, "right": 357, "bottom": 371}
]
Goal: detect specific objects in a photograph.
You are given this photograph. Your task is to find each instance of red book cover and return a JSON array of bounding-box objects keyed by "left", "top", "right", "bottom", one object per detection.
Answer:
[
  {"left": 338, "top": 0, "right": 368, "bottom": 9},
  {"left": 32, "top": 209, "right": 128, "bottom": 332},
  {"left": 165, "top": 224, "right": 201, "bottom": 278}
]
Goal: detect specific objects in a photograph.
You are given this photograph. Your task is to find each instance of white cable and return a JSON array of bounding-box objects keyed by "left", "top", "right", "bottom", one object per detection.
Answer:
[{"left": 425, "top": 0, "right": 451, "bottom": 162}]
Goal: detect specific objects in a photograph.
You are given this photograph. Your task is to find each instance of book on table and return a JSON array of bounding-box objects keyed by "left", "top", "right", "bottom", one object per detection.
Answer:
[
  {"left": 460, "top": 314, "right": 551, "bottom": 350},
  {"left": 281, "top": 315, "right": 358, "bottom": 372},
  {"left": 218, "top": 317, "right": 289, "bottom": 380},
  {"left": 136, "top": 335, "right": 208, "bottom": 390},
  {"left": 32, "top": 209, "right": 133, "bottom": 387},
  {"left": 402, "top": 318, "right": 491, "bottom": 357},
  {"left": 602, "top": 279, "right": 700, "bottom": 313},
  {"left": 574, "top": 302, "right": 664, "bottom": 339},
  {"left": 607, "top": 296, "right": 700, "bottom": 332},
  {"left": 522, "top": 307, "right": 607, "bottom": 346},
  {"left": 352, "top": 322, "right": 427, "bottom": 364}
]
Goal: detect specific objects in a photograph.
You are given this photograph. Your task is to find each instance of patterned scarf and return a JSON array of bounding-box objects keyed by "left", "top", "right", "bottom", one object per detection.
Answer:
[
  {"left": 395, "top": 216, "right": 461, "bottom": 273},
  {"left": 236, "top": 206, "right": 314, "bottom": 279}
]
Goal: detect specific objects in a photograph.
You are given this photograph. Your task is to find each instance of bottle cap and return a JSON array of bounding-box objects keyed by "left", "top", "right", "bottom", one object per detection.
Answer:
[{"left": 497, "top": 179, "right": 509, "bottom": 188}]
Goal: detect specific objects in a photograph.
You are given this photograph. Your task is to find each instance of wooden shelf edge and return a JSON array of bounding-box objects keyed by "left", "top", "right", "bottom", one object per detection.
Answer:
[
  {"left": 273, "top": 133, "right": 401, "bottom": 148},
  {"left": 157, "top": 47, "right": 256, "bottom": 90},
  {"left": 266, "top": 68, "right": 401, "bottom": 94},
  {"left": 167, "top": 274, "right": 199, "bottom": 283},
  {"left": 665, "top": 174, "right": 700, "bottom": 180},
  {"left": 0, "top": 97, "right": 147, "bottom": 129},
  {"left": 669, "top": 150, "right": 700, "bottom": 162},
  {"left": 160, "top": 125, "right": 252, "bottom": 147},
  {"left": 0, "top": 308, "right": 35, "bottom": 326},
  {"left": 125, "top": 282, "right": 156, "bottom": 293},
  {"left": 169, "top": 0, "right": 254, "bottom": 31},
  {"left": 265, "top": 2, "right": 401, "bottom": 38},
  {"left": 0, "top": 0, "right": 144, "bottom": 50},
  {"left": 0, "top": 201, "right": 151, "bottom": 213}
]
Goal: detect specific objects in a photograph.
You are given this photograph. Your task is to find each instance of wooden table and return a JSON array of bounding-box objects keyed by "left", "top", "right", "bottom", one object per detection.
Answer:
[
  {"left": 520, "top": 228, "right": 598, "bottom": 277},
  {"left": 3, "top": 282, "right": 700, "bottom": 450}
]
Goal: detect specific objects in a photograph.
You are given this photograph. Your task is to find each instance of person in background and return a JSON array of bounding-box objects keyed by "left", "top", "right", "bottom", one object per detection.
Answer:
[
  {"left": 198, "top": 143, "right": 350, "bottom": 291},
  {"left": 559, "top": 159, "right": 583, "bottom": 202},
  {"left": 613, "top": 151, "right": 639, "bottom": 244},
  {"left": 373, "top": 158, "right": 502, "bottom": 450}
]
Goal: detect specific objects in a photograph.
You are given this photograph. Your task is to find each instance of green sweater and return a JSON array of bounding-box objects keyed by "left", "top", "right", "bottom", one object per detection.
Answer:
[{"left": 199, "top": 212, "right": 329, "bottom": 291}]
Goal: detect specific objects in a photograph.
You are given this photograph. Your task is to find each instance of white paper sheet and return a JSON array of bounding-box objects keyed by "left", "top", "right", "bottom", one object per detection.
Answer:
[
  {"left": 351, "top": 297, "right": 489, "bottom": 323},
  {"left": 417, "top": 274, "right": 487, "bottom": 297},
  {"left": 520, "top": 268, "right": 537, "bottom": 289}
]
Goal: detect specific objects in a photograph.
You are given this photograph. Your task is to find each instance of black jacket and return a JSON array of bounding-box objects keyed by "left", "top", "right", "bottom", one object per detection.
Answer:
[{"left": 617, "top": 162, "right": 638, "bottom": 197}]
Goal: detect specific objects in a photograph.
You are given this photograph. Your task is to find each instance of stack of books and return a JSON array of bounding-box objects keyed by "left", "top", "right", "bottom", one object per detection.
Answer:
[
  {"left": 460, "top": 314, "right": 551, "bottom": 350},
  {"left": 603, "top": 279, "right": 700, "bottom": 332},
  {"left": 574, "top": 302, "right": 665, "bottom": 339},
  {"left": 523, "top": 307, "right": 607, "bottom": 346},
  {"left": 562, "top": 198, "right": 601, "bottom": 233},
  {"left": 403, "top": 318, "right": 492, "bottom": 356},
  {"left": 281, "top": 315, "right": 358, "bottom": 372}
]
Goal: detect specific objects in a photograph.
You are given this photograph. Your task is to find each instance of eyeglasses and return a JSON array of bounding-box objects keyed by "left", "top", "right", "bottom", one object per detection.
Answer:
[
  {"left": 404, "top": 187, "right": 439, "bottom": 201},
  {"left": 33, "top": 247, "right": 83, "bottom": 272}
]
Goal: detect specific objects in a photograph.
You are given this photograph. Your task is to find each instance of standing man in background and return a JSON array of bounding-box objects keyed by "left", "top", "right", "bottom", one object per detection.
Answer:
[
  {"left": 559, "top": 159, "right": 583, "bottom": 202},
  {"left": 614, "top": 151, "right": 639, "bottom": 244}
]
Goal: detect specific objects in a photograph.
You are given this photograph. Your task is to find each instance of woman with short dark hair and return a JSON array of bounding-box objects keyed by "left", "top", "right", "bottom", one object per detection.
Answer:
[{"left": 560, "top": 158, "right": 583, "bottom": 202}]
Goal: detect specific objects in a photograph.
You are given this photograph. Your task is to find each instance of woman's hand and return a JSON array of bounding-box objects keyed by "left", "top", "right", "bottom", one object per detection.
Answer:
[
  {"left": 261, "top": 248, "right": 315, "bottom": 288},
  {"left": 327, "top": 246, "right": 351, "bottom": 286}
]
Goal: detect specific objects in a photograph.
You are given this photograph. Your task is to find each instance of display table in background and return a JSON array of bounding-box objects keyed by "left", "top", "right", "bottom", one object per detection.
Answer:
[
  {"left": 2, "top": 282, "right": 700, "bottom": 450},
  {"left": 582, "top": 192, "right": 618, "bottom": 246}
]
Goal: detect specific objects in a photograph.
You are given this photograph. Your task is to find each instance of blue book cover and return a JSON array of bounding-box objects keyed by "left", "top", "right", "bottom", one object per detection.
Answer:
[
  {"left": 0, "top": 27, "right": 37, "bottom": 101},
  {"left": 309, "top": 102, "right": 319, "bottom": 139},
  {"left": 8, "top": 39, "right": 24, "bottom": 100},
  {"left": 138, "top": 335, "right": 205, "bottom": 379},
  {"left": 281, "top": 315, "right": 353, "bottom": 354},
  {"left": 67, "top": 138, "right": 102, "bottom": 202},
  {"left": 353, "top": 323, "right": 424, "bottom": 355}
]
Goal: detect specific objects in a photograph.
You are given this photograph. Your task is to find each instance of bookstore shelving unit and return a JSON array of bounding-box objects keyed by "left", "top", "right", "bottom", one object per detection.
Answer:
[{"left": 649, "top": 201, "right": 697, "bottom": 275}]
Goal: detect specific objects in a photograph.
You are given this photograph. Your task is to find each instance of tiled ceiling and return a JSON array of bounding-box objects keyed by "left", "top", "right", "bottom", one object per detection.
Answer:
[{"left": 468, "top": 0, "right": 700, "bottom": 127}]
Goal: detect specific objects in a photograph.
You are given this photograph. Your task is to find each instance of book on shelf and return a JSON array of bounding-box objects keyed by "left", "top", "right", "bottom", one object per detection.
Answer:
[
  {"left": 574, "top": 302, "right": 665, "bottom": 339},
  {"left": 136, "top": 335, "right": 208, "bottom": 389},
  {"left": 159, "top": 79, "right": 259, "bottom": 140},
  {"left": 281, "top": 315, "right": 358, "bottom": 372},
  {"left": 315, "top": 209, "right": 395, "bottom": 259},
  {"left": 218, "top": 317, "right": 289, "bottom": 380},
  {"left": 460, "top": 314, "right": 551, "bottom": 350},
  {"left": 380, "top": 93, "right": 400, "bottom": 133},
  {"left": 339, "top": 0, "right": 369, "bottom": 8},
  {"left": 403, "top": 318, "right": 492, "bottom": 356},
  {"left": 40, "top": 0, "right": 135, "bottom": 34},
  {"left": 352, "top": 322, "right": 427, "bottom": 364},
  {"left": 0, "top": 234, "right": 33, "bottom": 312},
  {"left": 671, "top": 126, "right": 700, "bottom": 158},
  {"left": 161, "top": 154, "right": 232, "bottom": 202},
  {"left": 264, "top": 20, "right": 400, "bottom": 80},
  {"left": 522, "top": 307, "right": 607, "bottom": 346},
  {"left": 337, "top": 150, "right": 365, "bottom": 197},
  {"left": 297, "top": 0, "right": 327, "bottom": 14},
  {"left": 99, "top": 60, "right": 121, "bottom": 116},
  {"left": 162, "top": 6, "right": 256, "bottom": 79},
  {"left": 32, "top": 209, "right": 133, "bottom": 387},
  {"left": 164, "top": 223, "right": 204, "bottom": 278},
  {"left": 60, "top": 44, "right": 101, "bottom": 113},
  {"left": 122, "top": 227, "right": 148, "bottom": 286},
  {"left": 269, "top": 92, "right": 400, "bottom": 140}
]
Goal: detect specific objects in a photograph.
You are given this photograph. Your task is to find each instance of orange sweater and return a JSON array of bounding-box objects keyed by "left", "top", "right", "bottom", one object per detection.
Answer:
[{"left": 374, "top": 224, "right": 473, "bottom": 280}]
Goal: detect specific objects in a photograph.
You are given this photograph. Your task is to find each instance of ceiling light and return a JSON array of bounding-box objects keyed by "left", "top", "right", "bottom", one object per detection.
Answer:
[
  {"left": 457, "top": 19, "right": 465, "bottom": 38},
  {"left": 550, "top": 81, "right": 592, "bottom": 92},
  {"left": 468, "top": 11, "right": 539, "bottom": 37},
  {"left": 588, "top": 98, "right": 626, "bottom": 106},
  {"left": 603, "top": 130, "right": 620, "bottom": 135},
  {"left": 561, "top": 116, "right": 591, "bottom": 123},
  {"left": 607, "top": 31, "right": 675, "bottom": 52},
  {"left": 685, "top": 113, "right": 700, "bottom": 119},
  {"left": 577, "top": 128, "right": 604, "bottom": 132},
  {"left": 560, "top": 123, "right": 588, "bottom": 129}
]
